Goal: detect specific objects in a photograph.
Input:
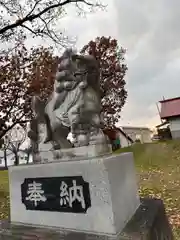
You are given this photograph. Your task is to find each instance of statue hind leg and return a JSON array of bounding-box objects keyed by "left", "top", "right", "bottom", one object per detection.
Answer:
[
  {"left": 43, "top": 113, "right": 54, "bottom": 143},
  {"left": 51, "top": 123, "right": 72, "bottom": 150}
]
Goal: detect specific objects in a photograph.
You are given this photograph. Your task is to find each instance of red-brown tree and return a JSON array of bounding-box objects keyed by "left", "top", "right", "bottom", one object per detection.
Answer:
[
  {"left": 0, "top": 36, "right": 128, "bottom": 140},
  {"left": 81, "top": 36, "right": 128, "bottom": 127},
  {"left": 0, "top": 43, "right": 58, "bottom": 140}
]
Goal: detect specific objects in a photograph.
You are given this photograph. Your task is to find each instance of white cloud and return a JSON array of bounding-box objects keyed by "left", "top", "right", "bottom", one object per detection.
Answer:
[
  {"left": 113, "top": 0, "right": 180, "bottom": 127},
  {"left": 24, "top": 0, "right": 180, "bottom": 128}
]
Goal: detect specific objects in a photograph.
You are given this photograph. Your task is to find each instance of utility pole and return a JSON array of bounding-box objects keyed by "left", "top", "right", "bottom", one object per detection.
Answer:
[{"left": 156, "top": 102, "right": 163, "bottom": 124}]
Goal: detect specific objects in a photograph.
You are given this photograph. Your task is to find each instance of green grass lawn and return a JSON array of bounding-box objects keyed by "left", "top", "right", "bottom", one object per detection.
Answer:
[
  {"left": 116, "top": 140, "right": 180, "bottom": 239},
  {"left": 0, "top": 170, "right": 9, "bottom": 219},
  {"left": 0, "top": 140, "right": 180, "bottom": 238}
]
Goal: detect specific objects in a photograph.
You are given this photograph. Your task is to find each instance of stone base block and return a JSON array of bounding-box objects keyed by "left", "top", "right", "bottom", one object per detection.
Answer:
[
  {"left": 0, "top": 199, "right": 173, "bottom": 239},
  {"left": 36, "top": 144, "right": 112, "bottom": 163},
  {"left": 8, "top": 153, "right": 139, "bottom": 235}
]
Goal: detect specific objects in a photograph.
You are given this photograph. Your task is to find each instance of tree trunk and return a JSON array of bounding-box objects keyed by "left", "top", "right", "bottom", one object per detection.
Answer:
[
  {"left": 14, "top": 152, "right": 19, "bottom": 166},
  {"left": 4, "top": 149, "right": 7, "bottom": 169},
  {"left": 26, "top": 152, "right": 30, "bottom": 164}
]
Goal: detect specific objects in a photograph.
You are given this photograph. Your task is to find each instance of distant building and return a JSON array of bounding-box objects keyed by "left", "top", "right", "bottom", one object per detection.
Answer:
[
  {"left": 158, "top": 97, "right": 180, "bottom": 139},
  {"left": 121, "top": 126, "right": 152, "bottom": 143}
]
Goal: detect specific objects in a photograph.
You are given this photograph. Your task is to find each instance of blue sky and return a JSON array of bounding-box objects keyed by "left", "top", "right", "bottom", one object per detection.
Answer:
[{"left": 24, "top": 0, "right": 180, "bottom": 128}]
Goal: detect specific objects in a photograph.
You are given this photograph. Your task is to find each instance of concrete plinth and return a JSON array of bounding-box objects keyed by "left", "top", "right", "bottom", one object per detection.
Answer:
[
  {"left": 0, "top": 198, "right": 173, "bottom": 239},
  {"left": 8, "top": 153, "right": 140, "bottom": 236}
]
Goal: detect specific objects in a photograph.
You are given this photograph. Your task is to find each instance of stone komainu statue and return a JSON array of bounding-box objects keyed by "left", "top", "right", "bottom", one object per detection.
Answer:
[{"left": 28, "top": 48, "right": 107, "bottom": 157}]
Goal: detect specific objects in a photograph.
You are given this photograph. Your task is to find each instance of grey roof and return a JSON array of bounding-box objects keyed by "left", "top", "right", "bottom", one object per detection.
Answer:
[{"left": 121, "top": 126, "right": 152, "bottom": 131}]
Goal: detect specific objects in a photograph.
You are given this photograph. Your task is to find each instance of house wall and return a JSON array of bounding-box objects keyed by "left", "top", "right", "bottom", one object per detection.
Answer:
[
  {"left": 116, "top": 132, "right": 132, "bottom": 148},
  {"left": 140, "top": 130, "right": 152, "bottom": 143},
  {"left": 169, "top": 117, "right": 180, "bottom": 139},
  {"left": 122, "top": 127, "right": 152, "bottom": 143}
]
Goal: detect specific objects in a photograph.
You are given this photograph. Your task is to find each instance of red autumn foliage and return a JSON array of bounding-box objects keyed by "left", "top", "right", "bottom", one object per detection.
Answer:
[
  {"left": 81, "top": 36, "right": 128, "bottom": 126},
  {"left": 0, "top": 36, "right": 128, "bottom": 140},
  {"left": 0, "top": 43, "right": 58, "bottom": 140}
]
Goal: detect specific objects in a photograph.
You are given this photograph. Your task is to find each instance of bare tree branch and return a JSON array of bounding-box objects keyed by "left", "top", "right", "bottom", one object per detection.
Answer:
[
  {"left": 21, "top": 24, "right": 39, "bottom": 35},
  {"left": 0, "top": 1, "right": 17, "bottom": 14},
  {"left": 26, "top": 0, "right": 42, "bottom": 18},
  {"left": 0, "top": 113, "right": 26, "bottom": 139},
  {"left": 0, "top": 0, "right": 103, "bottom": 45},
  {"left": 0, "top": 0, "right": 92, "bottom": 35},
  {"left": 2, "top": 93, "right": 19, "bottom": 124}
]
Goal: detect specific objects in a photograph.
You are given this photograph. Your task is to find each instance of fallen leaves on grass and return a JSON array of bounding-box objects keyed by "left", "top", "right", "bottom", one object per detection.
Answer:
[
  {"left": 169, "top": 214, "right": 180, "bottom": 227},
  {"left": 139, "top": 169, "right": 180, "bottom": 239},
  {"left": 0, "top": 192, "right": 9, "bottom": 219}
]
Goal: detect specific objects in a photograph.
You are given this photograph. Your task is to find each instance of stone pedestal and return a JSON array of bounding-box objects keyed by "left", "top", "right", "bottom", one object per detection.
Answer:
[
  {"left": 36, "top": 144, "right": 112, "bottom": 162},
  {"left": 0, "top": 199, "right": 173, "bottom": 239},
  {"left": 8, "top": 153, "right": 140, "bottom": 236}
]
